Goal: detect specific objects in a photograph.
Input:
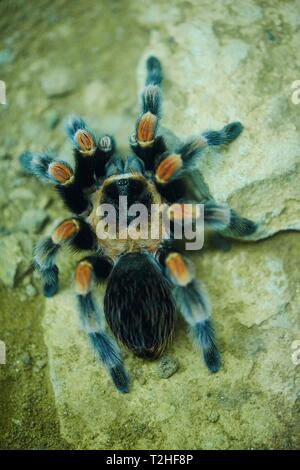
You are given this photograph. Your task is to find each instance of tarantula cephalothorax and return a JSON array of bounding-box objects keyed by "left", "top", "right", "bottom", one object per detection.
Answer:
[{"left": 20, "top": 57, "right": 257, "bottom": 393}]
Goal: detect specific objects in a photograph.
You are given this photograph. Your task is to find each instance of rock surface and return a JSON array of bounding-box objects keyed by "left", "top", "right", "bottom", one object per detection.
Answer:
[
  {"left": 43, "top": 233, "right": 300, "bottom": 449},
  {"left": 0, "top": 48, "right": 15, "bottom": 66},
  {"left": 135, "top": 2, "right": 300, "bottom": 242},
  {"left": 40, "top": 67, "right": 76, "bottom": 98},
  {"left": 0, "top": 0, "right": 299, "bottom": 450},
  {"left": 158, "top": 357, "right": 179, "bottom": 379},
  {"left": 0, "top": 233, "right": 33, "bottom": 288},
  {"left": 19, "top": 208, "right": 48, "bottom": 233},
  {"left": 42, "top": 0, "right": 300, "bottom": 449}
]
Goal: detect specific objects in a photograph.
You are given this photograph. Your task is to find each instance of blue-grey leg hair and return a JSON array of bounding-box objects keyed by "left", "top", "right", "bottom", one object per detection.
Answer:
[
  {"left": 34, "top": 237, "right": 60, "bottom": 298},
  {"left": 19, "top": 150, "right": 73, "bottom": 185},
  {"left": 75, "top": 257, "right": 129, "bottom": 393},
  {"left": 77, "top": 294, "right": 129, "bottom": 393},
  {"left": 162, "top": 252, "right": 220, "bottom": 373},
  {"left": 105, "top": 154, "right": 125, "bottom": 178},
  {"left": 145, "top": 55, "right": 163, "bottom": 86},
  {"left": 19, "top": 150, "right": 92, "bottom": 215},
  {"left": 65, "top": 115, "right": 96, "bottom": 151},
  {"left": 34, "top": 219, "right": 95, "bottom": 297},
  {"left": 202, "top": 121, "right": 243, "bottom": 146},
  {"left": 123, "top": 154, "right": 145, "bottom": 174},
  {"left": 141, "top": 56, "right": 163, "bottom": 117},
  {"left": 204, "top": 201, "right": 257, "bottom": 237},
  {"left": 173, "top": 280, "right": 220, "bottom": 373}
]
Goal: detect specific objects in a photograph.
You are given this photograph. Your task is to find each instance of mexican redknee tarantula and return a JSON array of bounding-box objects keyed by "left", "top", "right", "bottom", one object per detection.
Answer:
[{"left": 20, "top": 57, "right": 256, "bottom": 393}]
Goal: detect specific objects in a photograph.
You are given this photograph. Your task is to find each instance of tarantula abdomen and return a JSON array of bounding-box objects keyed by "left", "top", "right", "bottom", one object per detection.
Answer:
[{"left": 104, "top": 253, "right": 176, "bottom": 359}]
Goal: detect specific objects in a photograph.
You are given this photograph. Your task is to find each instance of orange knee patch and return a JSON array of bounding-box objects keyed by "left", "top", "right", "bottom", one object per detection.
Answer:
[
  {"left": 52, "top": 219, "right": 79, "bottom": 244},
  {"left": 48, "top": 162, "right": 74, "bottom": 185},
  {"left": 75, "top": 261, "right": 93, "bottom": 295},
  {"left": 75, "top": 129, "right": 96, "bottom": 155},
  {"left": 165, "top": 253, "right": 192, "bottom": 286},
  {"left": 183, "top": 137, "right": 207, "bottom": 159},
  {"left": 136, "top": 112, "right": 157, "bottom": 147},
  {"left": 155, "top": 154, "right": 183, "bottom": 184}
]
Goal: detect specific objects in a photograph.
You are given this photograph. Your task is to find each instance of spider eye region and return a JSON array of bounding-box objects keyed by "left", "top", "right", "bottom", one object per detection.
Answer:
[
  {"left": 102, "top": 176, "right": 152, "bottom": 207},
  {"left": 116, "top": 178, "right": 129, "bottom": 195}
]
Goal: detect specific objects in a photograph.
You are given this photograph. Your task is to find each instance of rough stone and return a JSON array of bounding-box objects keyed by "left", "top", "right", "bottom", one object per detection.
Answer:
[
  {"left": 40, "top": 67, "right": 76, "bottom": 97},
  {"left": 207, "top": 411, "right": 220, "bottom": 423},
  {"left": 0, "top": 233, "right": 33, "bottom": 288},
  {"left": 0, "top": 48, "right": 15, "bottom": 66},
  {"left": 45, "top": 110, "right": 60, "bottom": 129},
  {"left": 19, "top": 209, "right": 48, "bottom": 233},
  {"left": 83, "top": 81, "right": 113, "bottom": 111},
  {"left": 1, "top": 0, "right": 300, "bottom": 451},
  {"left": 21, "top": 352, "right": 32, "bottom": 367},
  {"left": 158, "top": 357, "right": 179, "bottom": 379},
  {"left": 0, "top": 146, "right": 10, "bottom": 160},
  {"left": 10, "top": 188, "right": 35, "bottom": 201},
  {"left": 35, "top": 359, "right": 47, "bottom": 371},
  {"left": 25, "top": 283, "right": 37, "bottom": 297},
  {"left": 135, "top": 2, "right": 300, "bottom": 242},
  {"left": 39, "top": 0, "right": 300, "bottom": 449},
  {"left": 43, "top": 233, "right": 300, "bottom": 449},
  {"left": 37, "top": 194, "right": 52, "bottom": 210}
]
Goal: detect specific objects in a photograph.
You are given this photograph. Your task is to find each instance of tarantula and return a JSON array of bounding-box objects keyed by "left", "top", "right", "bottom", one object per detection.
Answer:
[{"left": 20, "top": 57, "right": 256, "bottom": 393}]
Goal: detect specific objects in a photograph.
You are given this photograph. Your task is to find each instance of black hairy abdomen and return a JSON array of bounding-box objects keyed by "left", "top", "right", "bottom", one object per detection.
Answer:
[{"left": 104, "top": 253, "right": 175, "bottom": 359}]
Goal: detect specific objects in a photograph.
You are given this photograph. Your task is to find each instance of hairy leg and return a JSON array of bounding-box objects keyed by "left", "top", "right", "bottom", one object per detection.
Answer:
[
  {"left": 166, "top": 200, "right": 257, "bottom": 238},
  {"left": 203, "top": 200, "right": 257, "bottom": 238},
  {"left": 65, "top": 116, "right": 116, "bottom": 183},
  {"left": 20, "top": 150, "right": 91, "bottom": 215},
  {"left": 160, "top": 250, "right": 220, "bottom": 372},
  {"left": 20, "top": 117, "right": 116, "bottom": 213},
  {"left": 75, "top": 256, "right": 129, "bottom": 393},
  {"left": 130, "top": 56, "right": 168, "bottom": 170},
  {"left": 202, "top": 121, "right": 243, "bottom": 146},
  {"left": 34, "top": 218, "right": 95, "bottom": 297},
  {"left": 154, "top": 137, "right": 207, "bottom": 202}
]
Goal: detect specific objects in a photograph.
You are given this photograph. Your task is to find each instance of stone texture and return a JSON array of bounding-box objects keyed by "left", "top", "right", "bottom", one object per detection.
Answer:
[
  {"left": 39, "top": 0, "right": 300, "bottom": 449},
  {"left": 158, "top": 357, "right": 179, "bottom": 379},
  {"left": 40, "top": 67, "right": 76, "bottom": 97},
  {"left": 42, "top": 233, "right": 300, "bottom": 450},
  {"left": 0, "top": 48, "right": 15, "bottom": 66},
  {"left": 0, "top": 233, "right": 33, "bottom": 288},
  {"left": 135, "top": 0, "right": 300, "bottom": 242},
  {"left": 1, "top": 0, "right": 300, "bottom": 451},
  {"left": 19, "top": 208, "right": 48, "bottom": 233}
]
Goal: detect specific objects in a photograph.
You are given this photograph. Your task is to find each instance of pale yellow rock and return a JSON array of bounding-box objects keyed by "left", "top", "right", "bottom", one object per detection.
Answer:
[
  {"left": 43, "top": 232, "right": 300, "bottom": 449},
  {"left": 39, "top": 0, "right": 300, "bottom": 449},
  {"left": 1, "top": 0, "right": 299, "bottom": 451}
]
